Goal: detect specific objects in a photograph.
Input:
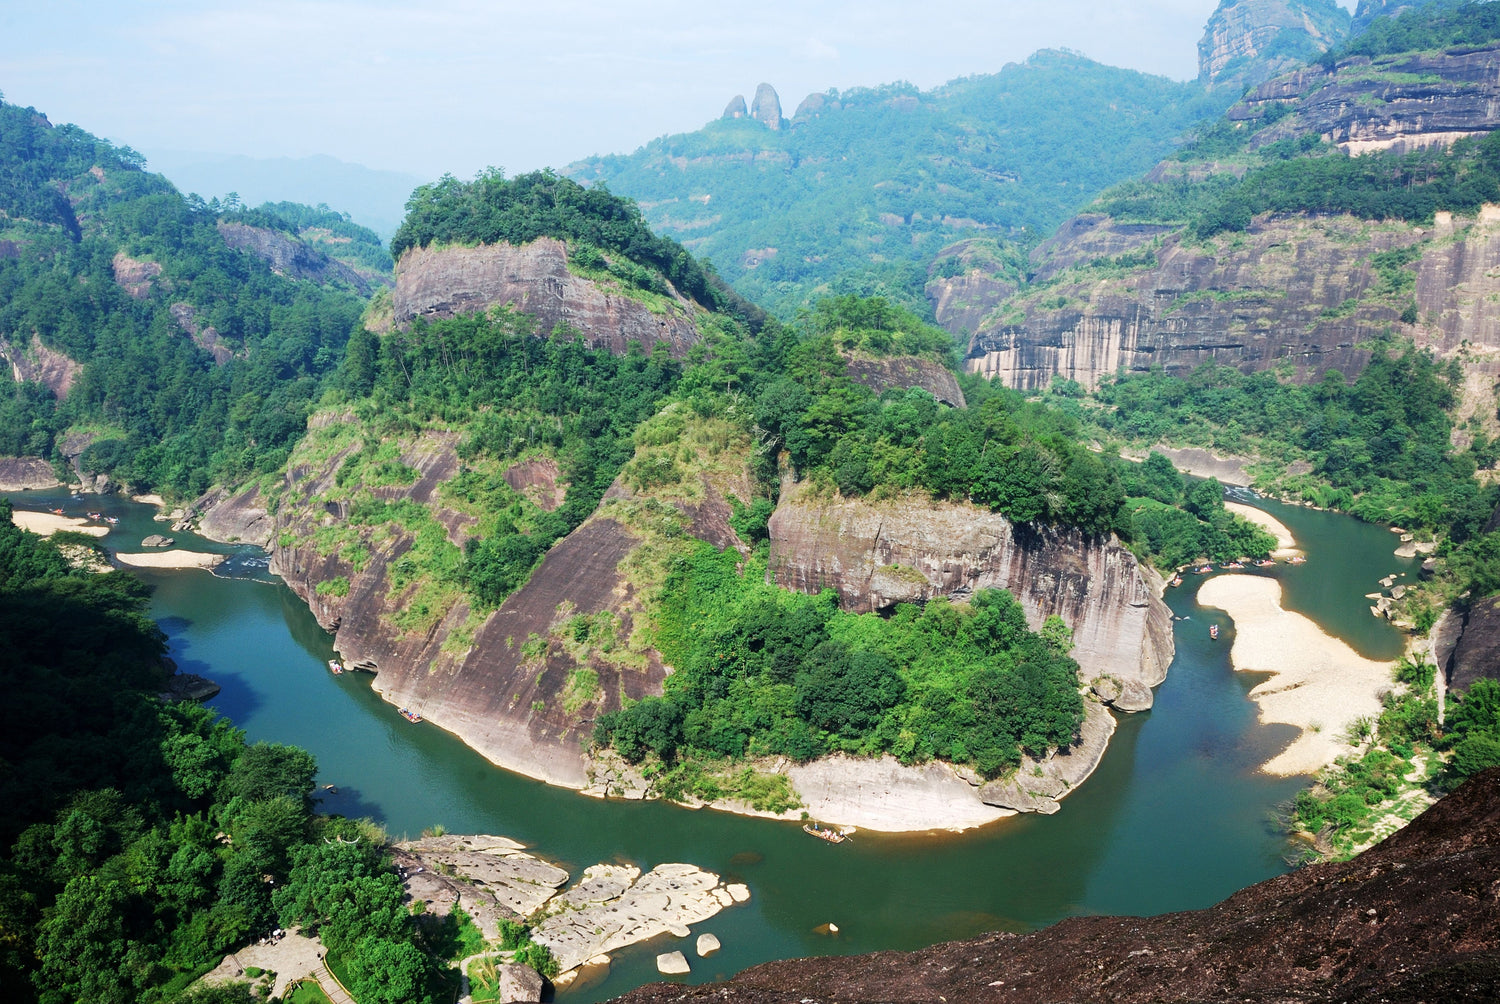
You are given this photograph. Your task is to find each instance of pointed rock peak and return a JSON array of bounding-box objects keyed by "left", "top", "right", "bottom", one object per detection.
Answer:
[
  {"left": 1198, "top": 0, "right": 1350, "bottom": 87},
  {"left": 722, "top": 94, "right": 747, "bottom": 120},
  {"left": 751, "top": 83, "right": 782, "bottom": 130}
]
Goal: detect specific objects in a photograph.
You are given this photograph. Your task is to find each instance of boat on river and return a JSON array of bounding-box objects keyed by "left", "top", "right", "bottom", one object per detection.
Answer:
[
  {"left": 804, "top": 823, "right": 847, "bottom": 844},
  {"left": 1210, "top": 624, "right": 1220, "bottom": 640},
  {"left": 1221, "top": 562, "right": 1244, "bottom": 570},
  {"left": 1287, "top": 555, "right": 1307, "bottom": 564},
  {"left": 1255, "top": 559, "right": 1277, "bottom": 567},
  {"left": 1169, "top": 575, "right": 1183, "bottom": 587},
  {"left": 328, "top": 660, "right": 344, "bottom": 675},
  {"left": 398, "top": 708, "right": 423, "bottom": 723}
]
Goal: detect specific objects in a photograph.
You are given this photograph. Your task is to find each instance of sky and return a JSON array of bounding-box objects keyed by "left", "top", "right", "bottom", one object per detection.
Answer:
[{"left": 0, "top": 1, "right": 1360, "bottom": 185}]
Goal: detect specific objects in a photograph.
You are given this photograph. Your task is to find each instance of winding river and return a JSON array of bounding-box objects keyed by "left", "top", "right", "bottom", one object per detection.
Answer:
[{"left": 8, "top": 489, "right": 1415, "bottom": 1002}]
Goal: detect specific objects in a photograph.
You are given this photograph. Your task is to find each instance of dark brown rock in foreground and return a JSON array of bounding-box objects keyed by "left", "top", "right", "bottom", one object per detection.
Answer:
[{"left": 611, "top": 770, "right": 1500, "bottom": 1004}]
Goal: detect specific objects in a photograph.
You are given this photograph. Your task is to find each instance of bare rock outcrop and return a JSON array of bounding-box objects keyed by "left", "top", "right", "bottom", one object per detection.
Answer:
[
  {"left": 1197, "top": 0, "right": 1349, "bottom": 87},
  {"left": 111, "top": 251, "right": 162, "bottom": 299},
  {"left": 766, "top": 480, "right": 1174, "bottom": 707},
  {"left": 0, "top": 456, "right": 61, "bottom": 491},
  {"left": 722, "top": 95, "right": 748, "bottom": 119},
  {"left": 611, "top": 768, "right": 1500, "bottom": 1004},
  {"left": 0, "top": 334, "right": 82, "bottom": 399},
  {"left": 1439, "top": 594, "right": 1500, "bottom": 696},
  {"left": 960, "top": 44, "right": 1500, "bottom": 395},
  {"left": 191, "top": 483, "right": 274, "bottom": 547},
  {"left": 391, "top": 238, "right": 701, "bottom": 358},
  {"left": 750, "top": 84, "right": 783, "bottom": 130},
  {"left": 841, "top": 354, "right": 966, "bottom": 408},
  {"left": 216, "top": 221, "right": 371, "bottom": 294},
  {"left": 169, "top": 302, "right": 234, "bottom": 365}
]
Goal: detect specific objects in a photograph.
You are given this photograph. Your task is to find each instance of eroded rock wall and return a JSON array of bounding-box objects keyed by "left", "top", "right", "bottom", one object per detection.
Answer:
[
  {"left": 0, "top": 334, "right": 82, "bottom": 399},
  {"left": 766, "top": 480, "right": 1174, "bottom": 708},
  {"left": 841, "top": 354, "right": 966, "bottom": 408},
  {"left": 216, "top": 222, "right": 371, "bottom": 295},
  {"left": 391, "top": 238, "right": 701, "bottom": 358}
]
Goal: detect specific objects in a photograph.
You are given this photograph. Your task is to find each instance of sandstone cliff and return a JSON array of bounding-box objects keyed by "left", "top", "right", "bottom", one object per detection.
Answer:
[
  {"left": 613, "top": 768, "right": 1500, "bottom": 1004},
  {"left": 750, "top": 84, "right": 783, "bottom": 131},
  {"left": 841, "top": 353, "right": 966, "bottom": 408},
  {"left": 0, "top": 333, "right": 82, "bottom": 399},
  {"left": 1198, "top": 0, "right": 1349, "bottom": 87},
  {"left": 390, "top": 238, "right": 701, "bottom": 358},
  {"left": 1233, "top": 47, "right": 1500, "bottom": 155},
  {"left": 955, "top": 42, "right": 1500, "bottom": 405},
  {"left": 766, "top": 480, "right": 1174, "bottom": 711},
  {"left": 0, "top": 456, "right": 61, "bottom": 491},
  {"left": 216, "top": 221, "right": 372, "bottom": 295}
]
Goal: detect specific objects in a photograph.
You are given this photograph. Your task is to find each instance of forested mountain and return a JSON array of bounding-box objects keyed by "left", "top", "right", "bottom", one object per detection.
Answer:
[
  {"left": 0, "top": 98, "right": 372, "bottom": 498},
  {"left": 566, "top": 52, "right": 1235, "bottom": 318}
]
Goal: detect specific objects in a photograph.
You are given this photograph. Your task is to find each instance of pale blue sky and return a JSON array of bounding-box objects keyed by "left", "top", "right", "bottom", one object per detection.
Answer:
[{"left": 0, "top": 1, "right": 1358, "bottom": 182}]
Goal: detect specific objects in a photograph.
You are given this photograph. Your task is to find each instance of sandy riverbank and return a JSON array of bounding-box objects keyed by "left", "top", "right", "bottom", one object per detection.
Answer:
[
  {"left": 1224, "top": 501, "right": 1299, "bottom": 558},
  {"left": 114, "top": 550, "right": 227, "bottom": 570},
  {"left": 786, "top": 755, "right": 1015, "bottom": 832},
  {"left": 11, "top": 510, "right": 110, "bottom": 538},
  {"left": 1198, "top": 575, "right": 1390, "bottom": 775}
]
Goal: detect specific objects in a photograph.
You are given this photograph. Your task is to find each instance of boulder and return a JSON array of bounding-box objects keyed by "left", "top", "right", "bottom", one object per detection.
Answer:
[
  {"left": 696, "top": 933, "right": 721, "bottom": 957},
  {"left": 497, "top": 962, "right": 544, "bottom": 1003},
  {"left": 656, "top": 951, "right": 691, "bottom": 975},
  {"left": 142, "top": 535, "right": 174, "bottom": 548}
]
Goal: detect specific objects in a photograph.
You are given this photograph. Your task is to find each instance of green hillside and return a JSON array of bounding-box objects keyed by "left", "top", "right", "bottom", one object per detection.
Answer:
[
  {"left": 567, "top": 51, "right": 1233, "bottom": 318},
  {"left": 0, "top": 98, "right": 370, "bottom": 498}
]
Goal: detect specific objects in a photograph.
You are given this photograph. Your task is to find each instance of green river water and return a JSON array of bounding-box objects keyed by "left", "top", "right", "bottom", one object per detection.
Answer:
[{"left": 8, "top": 489, "right": 1416, "bottom": 1002}]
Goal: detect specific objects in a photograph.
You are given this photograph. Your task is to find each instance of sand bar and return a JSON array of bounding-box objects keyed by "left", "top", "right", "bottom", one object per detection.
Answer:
[
  {"left": 1224, "top": 500, "right": 1299, "bottom": 557},
  {"left": 787, "top": 754, "right": 1014, "bottom": 832},
  {"left": 115, "top": 550, "right": 227, "bottom": 569},
  {"left": 1199, "top": 575, "right": 1390, "bottom": 775},
  {"left": 11, "top": 510, "right": 110, "bottom": 538}
]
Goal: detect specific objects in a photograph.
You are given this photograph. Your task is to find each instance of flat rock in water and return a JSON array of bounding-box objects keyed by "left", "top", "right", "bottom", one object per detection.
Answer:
[
  {"left": 696, "top": 933, "right": 721, "bottom": 957},
  {"left": 656, "top": 951, "right": 691, "bottom": 975},
  {"left": 726, "top": 883, "right": 750, "bottom": 903},
  {"left": 534, "top": 863, "right": 735, "bottom": 972},
  {"left": 142, "top": 534, "right": 174, "bottom": 547},
  {"left": 497, "top": 962, "right": 544, "bottom": 1003},
  {"left": 393, "top": 835, "right": 569, "bottom": 933}
]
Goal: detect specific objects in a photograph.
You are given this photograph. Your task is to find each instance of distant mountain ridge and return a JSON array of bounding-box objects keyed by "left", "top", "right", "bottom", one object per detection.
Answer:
[{"left": 569, "top": 51, "right": 1232, "bottom": 318}]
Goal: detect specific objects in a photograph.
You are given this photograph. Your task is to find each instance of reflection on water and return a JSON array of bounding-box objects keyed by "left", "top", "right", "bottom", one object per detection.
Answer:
[{"left": 4, "top": 489, "right": 1411, "bottom": 1002}]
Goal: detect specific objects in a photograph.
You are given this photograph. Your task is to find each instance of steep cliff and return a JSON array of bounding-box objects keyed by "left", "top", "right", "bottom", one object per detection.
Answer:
[
  {"left": 840, "top": 353, "right": 967, "bottom": 407},
  {"left": 390, "top": 238, "right": 702, "bottom": 358},
  {"left": 613, "top": 768, "right": 1500, "bottom": 1004},
  {"left": 766, "top": 480, "right": 1174, "bottom": 711},
  {"left": 955, "top": 41, "right": 1500, "bottom": 403},
  {"left": 0, "top": 333, "right": 82, "bottom": 399},
  {"left": 216, "top": 221, "right": 372, "bottom": 295},
  {"left": 1198, "top": 0, "right": 1350, "bottom": 88},
  {"left": 255, "top": 423, "right": 668, "bottom": 787}
]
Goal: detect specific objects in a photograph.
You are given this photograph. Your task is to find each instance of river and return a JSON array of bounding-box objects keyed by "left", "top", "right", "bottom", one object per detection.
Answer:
[{"left": 7, "top": 489, "right": 1415, "bottom": 1002}]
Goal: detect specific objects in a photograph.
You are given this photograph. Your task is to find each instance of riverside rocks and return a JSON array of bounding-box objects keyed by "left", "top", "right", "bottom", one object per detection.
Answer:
[
  {"left": 394, "top": 836, "right": 748, "bottom": 975},
  {"left": 497, "top": 963, "right": 544, "bottom": 1003},
  {"left": 656, "top": 951, "right": 691, "bottom": 975},
  {"left": 534, "top": 862, "right": 742, "bottom": 973}
]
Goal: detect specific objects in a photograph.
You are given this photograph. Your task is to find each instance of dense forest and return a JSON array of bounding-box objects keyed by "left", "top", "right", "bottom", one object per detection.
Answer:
[
  {"left": 0, "top": 99, "right": 367, "bottom": 499},
  {"left": 0, "top": 503, "right": 462, "bottom": 1004},
  {"left": 567, "top": 51, "right": 1235, "bottom": 317}
]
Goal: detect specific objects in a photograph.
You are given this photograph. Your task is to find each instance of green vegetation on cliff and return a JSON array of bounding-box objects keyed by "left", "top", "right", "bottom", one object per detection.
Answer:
[
  {"left": 0, "top": 99, "right": 367, "bottom": 498},
  {"left": 1335, "top": 0, "right": 1500, "bottom": 60},
  {"left": 597, "top": 543, "right": 1083, "bottom": 778},
  {"left": 0, "top": 502, "right": 449, "bottom": 1003},
  {"left": 1088, "top": 352, "right": 1499, "bottom": 540},
  {"left": 390, "top": 169, "right": 760, "bottom": 326}
]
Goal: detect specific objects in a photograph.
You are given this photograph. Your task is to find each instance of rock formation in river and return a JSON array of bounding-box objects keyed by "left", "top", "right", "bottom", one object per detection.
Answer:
[
  {"left": 611, "top": 767, "right": 1500, "bottom": 1004},
  {"left": 389, "top": 237, "right": 702, "bottom": 358}
]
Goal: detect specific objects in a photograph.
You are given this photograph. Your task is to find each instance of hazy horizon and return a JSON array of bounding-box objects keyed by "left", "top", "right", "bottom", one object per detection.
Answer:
[{"left": 1, "top": 1, "right": 1359, "bottom": 187}]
